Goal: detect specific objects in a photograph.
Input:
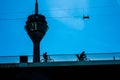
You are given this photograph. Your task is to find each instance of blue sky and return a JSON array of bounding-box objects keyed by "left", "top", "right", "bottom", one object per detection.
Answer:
[{"left": 0, "top": 0, "right": 120, "bottom": 57}]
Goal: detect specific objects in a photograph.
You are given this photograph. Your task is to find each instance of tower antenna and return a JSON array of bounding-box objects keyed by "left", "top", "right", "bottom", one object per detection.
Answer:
[{"left": 35, "top": 0, "right": 38, "bottom": 14}]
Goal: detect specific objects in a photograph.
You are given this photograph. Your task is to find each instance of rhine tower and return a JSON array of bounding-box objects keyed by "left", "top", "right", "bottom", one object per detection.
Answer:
[{"left": 25, "top": 0, "right": 48, "bottom": 62}]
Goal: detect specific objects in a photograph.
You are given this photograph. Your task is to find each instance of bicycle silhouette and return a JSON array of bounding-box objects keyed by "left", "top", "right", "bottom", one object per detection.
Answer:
[
  {"left": 76, "top": 52, "right": 90, "bottom": 61},
  {"left": 41, "top": 56, "right": 54, "bottom": 62},
  {"left": 76, "top": 57, "right": 90, "bottom": 61}
]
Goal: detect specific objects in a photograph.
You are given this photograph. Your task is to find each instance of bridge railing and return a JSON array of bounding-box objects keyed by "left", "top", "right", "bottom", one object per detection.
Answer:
[
  {"left": 46, "top": 52, "right": 120, "bottom": 62},
  {"left": 0, "top": 52, "right": 120, "bottom": 63}
]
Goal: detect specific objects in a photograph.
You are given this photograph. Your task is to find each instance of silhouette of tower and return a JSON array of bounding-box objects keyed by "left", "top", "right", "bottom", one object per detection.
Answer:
[{"left": 25, "top": 0, "right": 48, "bottom": 62}]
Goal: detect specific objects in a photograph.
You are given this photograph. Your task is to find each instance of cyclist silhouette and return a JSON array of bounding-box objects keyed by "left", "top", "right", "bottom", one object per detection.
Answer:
[
  {"left": 76, "top": 51, "right": 87, "bottom": 61},
  {"left": 43, "top": 52, "right": 48, "bottom": 62}
]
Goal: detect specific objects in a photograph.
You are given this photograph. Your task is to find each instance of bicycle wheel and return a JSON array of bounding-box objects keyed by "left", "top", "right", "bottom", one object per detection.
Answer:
[
  {"left": 84, "top": 58, "right": 90, "bottom": 61},
  {"left": 40, "top": 59, "right": 45, "bottom": 62},
  {"left": 49, "top": 58, "right": 54, "bottom": 62}
]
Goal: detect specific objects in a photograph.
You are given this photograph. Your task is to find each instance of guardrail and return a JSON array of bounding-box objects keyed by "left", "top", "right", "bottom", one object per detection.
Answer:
[{"left": 0, "top": 52, "right": 120, "bottom": 63}]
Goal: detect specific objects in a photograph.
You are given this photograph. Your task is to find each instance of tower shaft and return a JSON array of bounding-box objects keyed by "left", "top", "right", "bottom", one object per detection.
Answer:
[{"left": 33, "top": 41, "right": 40, "bottom": 62}]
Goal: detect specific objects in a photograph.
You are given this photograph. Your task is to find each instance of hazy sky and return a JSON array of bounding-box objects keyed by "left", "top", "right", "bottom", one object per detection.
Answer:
[{"left": 0, "top": 0, "right": 120, "bottom": 57}]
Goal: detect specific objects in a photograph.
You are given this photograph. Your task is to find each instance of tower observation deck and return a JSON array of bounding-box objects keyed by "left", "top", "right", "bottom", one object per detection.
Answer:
[{"left": 24, "top": 0, "right": 48, "bottom": 62}]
